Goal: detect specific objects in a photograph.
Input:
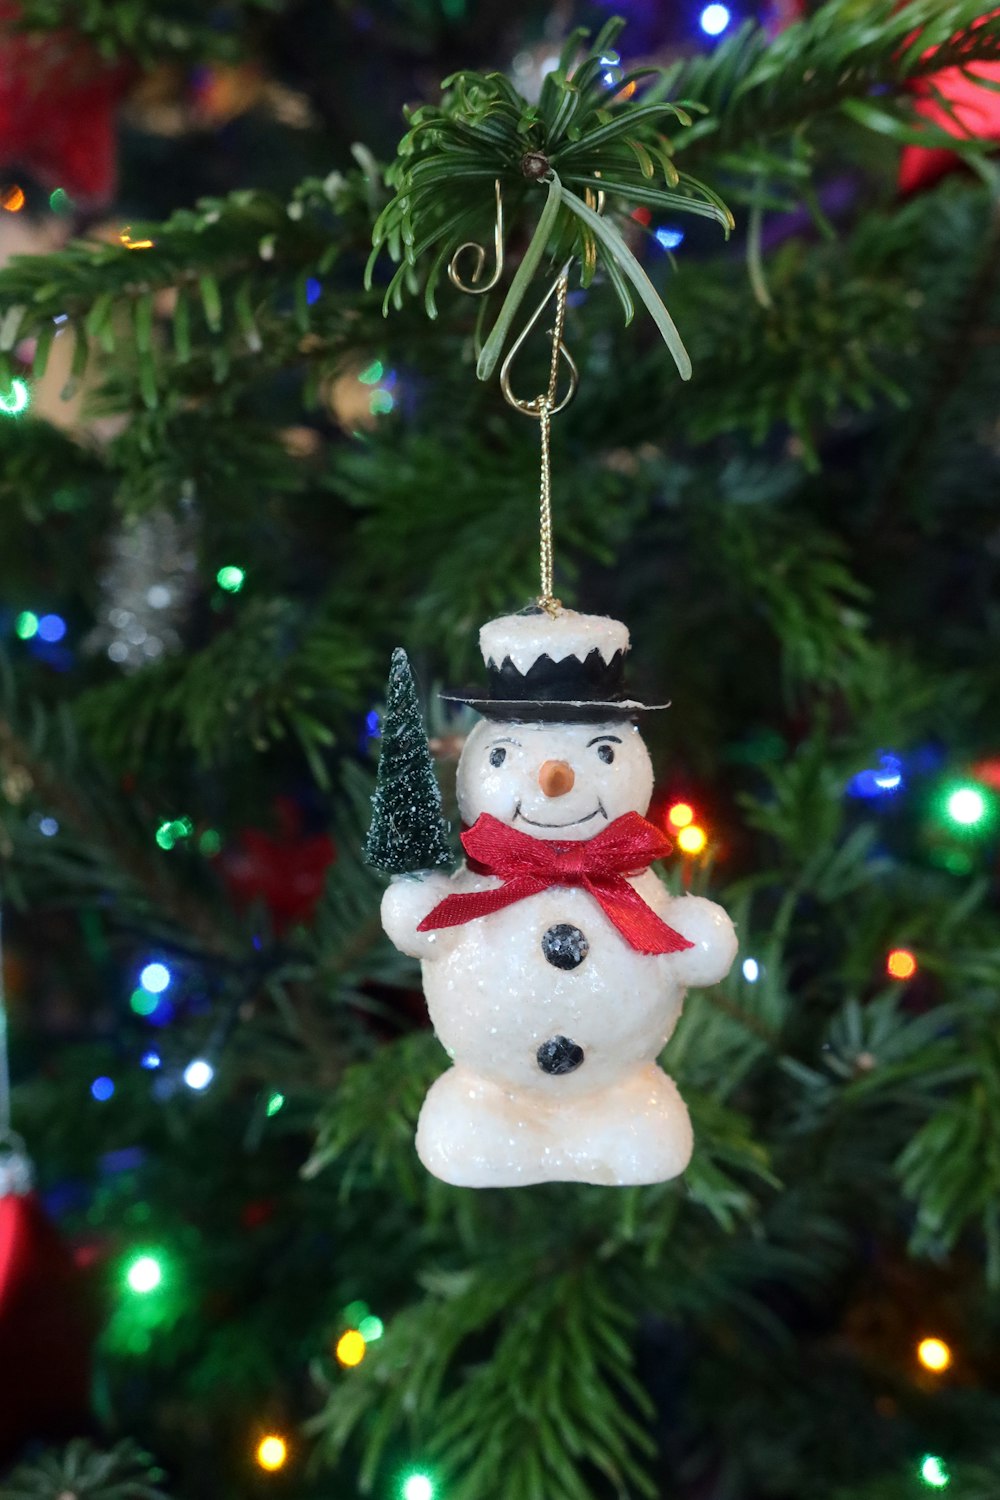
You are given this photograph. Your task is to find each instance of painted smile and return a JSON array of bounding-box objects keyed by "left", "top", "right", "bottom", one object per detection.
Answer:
[{"left": 514, "top": 801, "right": 607, "bottom": 829}]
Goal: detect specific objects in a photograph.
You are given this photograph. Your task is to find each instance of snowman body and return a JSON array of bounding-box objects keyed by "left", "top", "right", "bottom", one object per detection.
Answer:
[{"left": 382, "top": 655, "right": 738, "bottom": 1187}]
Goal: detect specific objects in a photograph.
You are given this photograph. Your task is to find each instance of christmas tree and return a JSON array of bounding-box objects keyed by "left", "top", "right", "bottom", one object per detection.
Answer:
[
  {"left": 0, "top": 3, "right": 999, "bottom": 1498},
  {"left": 364, "top": 648, "right": 452, "bottom": 874}
]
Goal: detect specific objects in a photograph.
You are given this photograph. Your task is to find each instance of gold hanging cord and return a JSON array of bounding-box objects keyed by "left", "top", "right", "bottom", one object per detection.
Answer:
[
  {"left": 450, "top": 177, "right": 605, "bottom": 613},
  {"left": 500, "top": 264, "right": 575, "bottom": 613}
]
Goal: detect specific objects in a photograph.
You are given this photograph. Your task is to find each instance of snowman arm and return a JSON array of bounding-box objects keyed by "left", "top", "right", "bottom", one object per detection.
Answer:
[
  {"left": 657, "top": 893, "right": 738, "bottom": 987},
  {"left": 381, "top": 871, "right": 459, "bottom": 961}
]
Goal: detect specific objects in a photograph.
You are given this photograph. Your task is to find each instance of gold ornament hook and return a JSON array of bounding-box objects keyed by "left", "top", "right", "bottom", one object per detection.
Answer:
[
  {"left": 498, "top": 263, "right": 578, "bottom": 419},
  {"left": 448, "top": 179, "right": 505, "bottom": 295}
]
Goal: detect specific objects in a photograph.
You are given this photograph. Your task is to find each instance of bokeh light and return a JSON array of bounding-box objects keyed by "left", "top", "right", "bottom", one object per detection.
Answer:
[
  {"left": 140, "top": 962, "right": 172, "bottom": 994},
  {"left": 216, "top": 565, "right": 246, "bottom": 593},
  {"left": 742, "top": 958, "right": 759, "bottom": 983},
  {"left": 1, "top": 184, "right": 25, "bottom": 212},
  {"left": 91, "top": 1076, "right": 115, "bottom": 1102},
  {"left": 0, "top": 379, "right": 30, "bottom": 416},
  {"left": 256, "top": 1435, "right": 288, "bottom": 1472},
  {"left": 887, "top": 948, "right": 917, "bottom": 981},
  {"left": 917, "top": 1337, "right": 953, "bottom": 1374},
  {"left": 946, "top": 785, "right": 986, "bottom": 827},
  {"left": 919, "top": 1454, "right": 950, "bottom": 1490},
  {"left": 402, "top": 1476, "right": 434, "bottom": 1500},
  {"left": 358, "top": 1314, "right": 384, "bottom": 1342},
  {"left": 667, "top": 802, "right": 694, "bottom": 828},
  {"left": 266, "top": 1091, "right": 285, "bottom": 1117},
  {"left": 37, "top": 613, "right": 67, "bottom": 643},
  {"left": 126, "top": 1254, "right": 163, "bottom": 1294},
  {"left": 676, "top": 825, "right": 708, "bottom": 855},
  {"left": 700, "top": 3, "right": 732, "bottom": 35},
  {"left": 15, "top": 611, "right": 38, "bottom": 639},
  {"left": 183, "top": 1059, "right": 215, "bottom": 1091},
  {"left": 655, "top": 226, "right": 685, "bottom": 251},
  {"left": 336, "top": 1329, "right": 367, "bottom": 1367}
]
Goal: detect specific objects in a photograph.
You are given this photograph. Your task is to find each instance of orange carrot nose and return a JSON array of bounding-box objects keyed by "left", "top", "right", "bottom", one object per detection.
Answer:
[{"left": 538, "top": 760, "right": 575, "bottom": 798}]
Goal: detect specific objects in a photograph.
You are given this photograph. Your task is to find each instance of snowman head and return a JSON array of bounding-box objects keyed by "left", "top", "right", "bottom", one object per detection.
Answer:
[
  {"left": 450, "top": 608, "right": 661, "bottom": 841},
  {"left": 457, "top": 717, "right": 653, "bottom": 841}
]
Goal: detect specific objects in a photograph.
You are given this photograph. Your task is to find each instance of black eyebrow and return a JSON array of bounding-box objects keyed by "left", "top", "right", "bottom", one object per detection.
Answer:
[{"left": 587, "top": 734, "right": 622, "bottom": 746}]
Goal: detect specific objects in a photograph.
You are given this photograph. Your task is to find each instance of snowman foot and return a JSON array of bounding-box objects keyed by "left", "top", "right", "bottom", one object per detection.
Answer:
[
  {"left": 416, "top": 1064, "right": 692, "bottom": 1188},
  {"left": 416, "top": 1067, "right": 568, "bottom": 1188},
  {"left": 554, "top": 1064, "right": 693, "bottom": 1186}
]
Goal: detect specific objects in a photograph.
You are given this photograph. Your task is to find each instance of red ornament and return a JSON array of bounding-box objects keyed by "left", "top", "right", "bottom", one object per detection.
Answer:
[
  {"left": 221, "top": 798, "right": 336, "bottom": 933},
  {"left": 899, "top": 10, "right": 1000, "bottom": 194},
  {"left": 0, "top": 2, "right": 133, "bottom": 208},
  {"left": 0, "top": 1151, "right": 95, "bottom": 1464}
]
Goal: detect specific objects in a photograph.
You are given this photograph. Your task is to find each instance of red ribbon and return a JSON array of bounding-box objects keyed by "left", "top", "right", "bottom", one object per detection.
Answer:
[{"left": 418, "top": 812, "right": 695, "bottom": 956}]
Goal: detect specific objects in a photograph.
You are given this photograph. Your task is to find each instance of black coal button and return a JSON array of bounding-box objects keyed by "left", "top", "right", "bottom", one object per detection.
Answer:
[
  {"left": 537, "top": 1036, "right": 585, "bottom": 1075},
  {"left": 542, "top": 923, "right": 589, "bottom": 970}
]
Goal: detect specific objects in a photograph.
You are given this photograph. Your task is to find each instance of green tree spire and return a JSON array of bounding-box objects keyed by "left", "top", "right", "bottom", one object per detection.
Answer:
[{"left": 364, "top": 648, "right": 453, "bottom": 875}]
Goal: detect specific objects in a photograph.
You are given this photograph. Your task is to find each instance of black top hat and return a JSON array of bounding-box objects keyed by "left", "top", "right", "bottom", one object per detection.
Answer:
[{"left": 441, "top": 607, "right": 668, "bottom": 723}]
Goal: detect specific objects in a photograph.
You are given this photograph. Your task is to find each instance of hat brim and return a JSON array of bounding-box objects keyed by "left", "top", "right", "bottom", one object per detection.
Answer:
[{"left": 440, "top": 693, "right": 669, "bottom": 723}]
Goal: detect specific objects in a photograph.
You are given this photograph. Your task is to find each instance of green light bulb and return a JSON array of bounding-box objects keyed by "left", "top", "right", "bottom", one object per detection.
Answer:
[
  {"left": 0, "top": 379, "right": 30, "bottom": 416},
  {"left": 216, "top": 565, "right": 245, "bottom": 593},
  {"left": 125, "top": 1253, "right": 163, "bottom": 1294},
  {"left": 402, "top": 1475, "right": 433, "bottom": 1500},
  {"left": 15, "top": 611, "right": 38, "bottom": 640},
  {"left": 266, "top": 1091, "right": 285, "bottom": 1117},
  {"left": 920, "top": 1455, "right": 950, "bottom": 1489}
]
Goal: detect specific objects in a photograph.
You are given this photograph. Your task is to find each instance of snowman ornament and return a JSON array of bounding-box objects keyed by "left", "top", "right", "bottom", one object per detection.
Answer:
[{"left": 381, "top": 608, "right": 737, "bottom": 1188}]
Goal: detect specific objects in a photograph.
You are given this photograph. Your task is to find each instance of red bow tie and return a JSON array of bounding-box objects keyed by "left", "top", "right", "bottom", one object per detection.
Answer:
[{"left": 418, "top": 812, "right": 694, "bottom": 956}]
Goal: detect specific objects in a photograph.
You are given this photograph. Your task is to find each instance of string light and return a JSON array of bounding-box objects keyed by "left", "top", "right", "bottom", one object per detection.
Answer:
[
  {"left": 370, "top": 389, "right": 394, "bottom": 415},
  {"left": 199, "top": 828, "right": 222, "bottom": 856},
  {"left": 183, "top": 1059, "right": 215, "bottom": 1091},
  {"left": 402, "top": 1476, "right": 434, "bottom": 1500},
  {"left": 945, "top": 784, "right": 987, "bottom": 828},
  {"left": 91, "top": 1076, "right": 115, "bottom": 1102},
  {"left": 0, "top": 379, "right": 30, "bottom": 416},
  {"left": 126, "top": 1253, "right": 163, "bottom": 1294},
  {"left": 742, "top": 958, "right": 760, "bottom": 983},
  {"left": 919, "top": 1455, "right": 950, "bottom": 1490},
  {"left": 130, "top": 988, "right": 160, "bottom": 1017},
  {"left": 49, "top": 187, "right": 73, "bottom": 214},
  {"left": 216, "top": 564, "right": 246, "bottom": 593},
  {"left": 676, "top": 825, "right": 708, "bottom": 855},
  {"left": 699, "top": 4, "right": 732, "bottom": 35},
  {"left": 120, "top": 227, "right": 155, "bottom": 250},
  {"left": 847, "top": 753, "right": 904, "bottom": 798},
  {"left": 156, "top": 817, "right": 193, "bottom": 850},
  {"left": 306, "top": 277, "right": 322, "bottom": 305},
  {"left": 1, "top": 184, "right": 25, "bottom": 212},
  {"left": 37, "top": 613, "right": 67, "bottom": 643},
  {"left": 917, "top": 1337, "right": 953, "bottom": 1374},
  {"left": 140, "top": 1050, "right": 161, "bottom": 1070},
  {"left": 14, "top": 611, "right": 38, "bottom": 639},
  {"left": 667, "top": 802, "right": 694, "bottom": 828},
  {"left": 39, "top": 816, "right": 58, "bottom": 836},
  {"left": 336, "top": 1329, "right": 367, "bottom": 1367},
  {"left": 358, "top": 1314, "right": 384, "bottom": 1342},
  {"left": 655, "top": 226, "right": 685, "bottom": 251},
  {"left": 886, "top": 949, "right": 918, "bottom": 981},
  {"left": 139, "top": 962, "right": 172, "bottom": 994},
  {"left": 256, "top": 1435, "right": 289, "bottom": 1472},
  {"left": 358, "top": 360, "right": 384, "bottom": 385},
  {"left": 266, "top": 1091, "right": 285, "bottom": 1117}
]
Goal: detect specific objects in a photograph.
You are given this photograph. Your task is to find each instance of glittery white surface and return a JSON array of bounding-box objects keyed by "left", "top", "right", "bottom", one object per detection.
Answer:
[
  {"left": 479, "top": 609, "right": 630, "bottom": 673},
  {"left": 381, "top": 717, "right": 738, "bottom": 1188}
]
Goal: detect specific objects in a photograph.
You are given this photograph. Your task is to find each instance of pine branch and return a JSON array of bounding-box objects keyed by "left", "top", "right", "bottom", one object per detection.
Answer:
[{"left": 15, "top": 0, "right": 287, "bottom": 63}]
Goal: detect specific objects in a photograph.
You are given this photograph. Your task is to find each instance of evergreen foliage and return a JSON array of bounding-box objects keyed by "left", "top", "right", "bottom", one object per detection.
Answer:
[
  {"left": 364, "top": 648, "right": 453, "bottom": 874},
  {"left": 0, "top": 3, "right": 997, "bottom": 1499}
]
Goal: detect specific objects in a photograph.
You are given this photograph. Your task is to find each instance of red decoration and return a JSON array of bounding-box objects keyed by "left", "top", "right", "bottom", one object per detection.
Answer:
[
  {"left": 221, "top": 798, "right": 336, "bottom": 933},
  {"left": 899, "top": 10, "right": 1000, "bottom": 194},
  {"left": 419, "top": 812, "right": 694, "bottom": 956},
  {"left": 0, "top": 2, "right": 133, "bottom": 208},
  {"left": 0, "top": 1177, "right": 95, "bottom": 1463}
]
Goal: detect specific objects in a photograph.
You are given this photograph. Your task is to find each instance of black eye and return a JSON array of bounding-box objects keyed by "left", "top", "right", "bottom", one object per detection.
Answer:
[
  {"left": 490, "top": 747, "right": 507, "bottom": 768},
  {"left": 597, "top": 744, "right": 615, "bottom": 764}
]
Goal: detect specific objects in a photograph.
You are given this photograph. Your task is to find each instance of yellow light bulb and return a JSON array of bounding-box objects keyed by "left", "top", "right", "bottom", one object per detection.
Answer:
[
  {"left": 256, "top": 1435, "right": 288, "bottom": 1472},
  {"left": 887, "top": 948, "right": 918, "bottom": 980},
  {"left": 667, "top": 801, "right": 694, "bottom": 828},
  {"left": 917, "top": 1337, "right": 953, "bottom": 1374},
  {"left": 676, "top": 824, "right": 707, "bottom": 855},
  {"left": 336, "top": 1328, "right": 367, "bottom": 1367}
]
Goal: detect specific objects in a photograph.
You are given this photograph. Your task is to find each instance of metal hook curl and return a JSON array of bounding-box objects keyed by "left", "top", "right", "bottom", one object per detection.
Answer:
[
  {"left": 448, "top": 179, "right": 504, "bottom": 295},
  {"left": 499, "top": 264, "right": 578, "bottom": 419}
]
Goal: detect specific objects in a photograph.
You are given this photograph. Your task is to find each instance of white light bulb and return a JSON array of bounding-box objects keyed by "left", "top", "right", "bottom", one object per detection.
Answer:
[{"left": 183, "top": 1058, "right": 214, "bottom": 1091}]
